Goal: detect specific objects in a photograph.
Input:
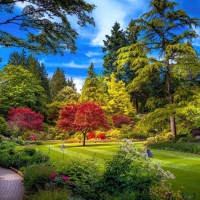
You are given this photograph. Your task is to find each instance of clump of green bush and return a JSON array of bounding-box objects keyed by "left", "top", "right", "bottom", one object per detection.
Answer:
[
  {"left": 148, "top": 142, "right": 200, "bottom": 154},
  {"left": 0, "top": 145, "right": 49, "bottom": 169}
]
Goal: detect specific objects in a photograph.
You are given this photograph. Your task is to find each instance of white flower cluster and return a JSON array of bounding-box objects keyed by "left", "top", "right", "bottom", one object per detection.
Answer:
[{"left": 119, "top": 140, "right": 175, "bottom": 182}]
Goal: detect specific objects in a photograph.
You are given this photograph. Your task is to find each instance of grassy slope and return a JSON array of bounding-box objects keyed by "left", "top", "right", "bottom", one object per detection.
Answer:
[{"left": 32, "top": 142, "right": 200, "bottom": 198}]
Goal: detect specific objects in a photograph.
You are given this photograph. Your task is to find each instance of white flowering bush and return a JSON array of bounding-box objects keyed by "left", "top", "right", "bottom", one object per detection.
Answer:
[{"left": 97, "top": 140, "right": 175, "bottom": 199}]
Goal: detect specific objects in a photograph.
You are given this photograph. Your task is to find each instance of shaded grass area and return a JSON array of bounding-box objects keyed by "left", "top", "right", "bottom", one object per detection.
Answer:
[{"left": 31, "top": 141, "right": 200, "bottom": 198}]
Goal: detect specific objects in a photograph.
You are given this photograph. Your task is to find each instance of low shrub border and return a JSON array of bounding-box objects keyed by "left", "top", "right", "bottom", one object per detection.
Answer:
[{"left": 147, "top": 142, "right": 200, "bottom": 154}]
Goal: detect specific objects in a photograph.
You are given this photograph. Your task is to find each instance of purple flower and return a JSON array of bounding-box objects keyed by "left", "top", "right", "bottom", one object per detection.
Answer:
[
  {"left": 50, "top": 173, "right": 57, "bottom": 179},
  {"left": 166, "top": 192, "right": 172, "bottom": 197}
]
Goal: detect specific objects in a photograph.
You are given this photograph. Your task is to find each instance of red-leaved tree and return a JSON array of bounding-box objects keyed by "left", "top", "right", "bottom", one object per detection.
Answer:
[
  {"left": 7, "top": 107, "right": 43, "bottom": 134},
  {"left": 58, "top": 102, "right": 109, "bottom": 146}
]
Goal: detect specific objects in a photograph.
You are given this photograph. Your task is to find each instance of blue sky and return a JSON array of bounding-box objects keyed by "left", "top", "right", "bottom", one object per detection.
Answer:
[{"left": 0, "top": 0, "right": 200, "bottom": 92}]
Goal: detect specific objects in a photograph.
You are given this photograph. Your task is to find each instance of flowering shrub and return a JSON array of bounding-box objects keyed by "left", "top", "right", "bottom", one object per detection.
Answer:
[
  {"left": 87, "top": 132, "right": 95, "bottom": 139},
  {"left": 55, "top": 155, "right": 100, "bottom": 199},
  {"left": 98, "top": 140, "right": 175, "bottom": 199},
  {"left": 49, "top": 173, "right": 70, "bottom": 189},
  {"left": 150, "top": 183, "right": 196, "bottom": 200},
  {"left": 97, "top": 133, "right": 106, "bottom": 140}
]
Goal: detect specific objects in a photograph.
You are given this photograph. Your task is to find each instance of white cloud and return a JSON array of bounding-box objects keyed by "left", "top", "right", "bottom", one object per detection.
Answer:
[
  {"left": 15, "top": 2, "right": 31, "bottom": 9},
  {"left": 73, "top": 77, "right": 85, "bottom": 93},
  {"left": 85, "top": 0, "right": 148, "bottom": 46},
  {"left": 89, "top": 58, "right": 103, "bottom": 64},
  {"left": 85, "top": 51, "right": 102, "bottom": 57},
  {"left": 38, "top": 58, "right": 45, "bottom": 64},
  {"left": 61, "top": 61, "right": 88, "bottom": 69},
  {"left": 193, "top": 28, "right": 200, "bottom": 47}
]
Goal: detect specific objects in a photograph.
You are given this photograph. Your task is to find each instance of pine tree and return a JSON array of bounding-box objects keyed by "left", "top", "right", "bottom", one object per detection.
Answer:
[
  {"left": 66, "top": 77, "right": 77, "bottom": 91},
  {"left": 49, "top": 68, "right": 67, "bottom": 100},
  {"left": 117, "top": 0, "right": 200, "bottom": 137},
  {"left": 102, "top": 22, "right": 129, "bottom": 80},
  {"left": 7, "top": 49, "right": 27, "bottom": 67},
  {"left": 80, "top": 63, "right": 101, "bottom": 102}
]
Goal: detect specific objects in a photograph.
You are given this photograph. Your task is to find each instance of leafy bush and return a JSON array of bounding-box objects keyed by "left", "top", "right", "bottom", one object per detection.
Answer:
[
  {"left": 112, "top": 115, "right": 134, "bottom": 128},
  {"left": 97, "top": 140, "right": 175, "bottom": 199},
  {"left": 0, "top": 146, "right": 49, "bottom": 169},
  {"left": 27, "top": 188, "right": 72, "bottom": 200},
  {"left": 23, "top": 163, "right": 56, "bottom": 194},
  {"left": 105, "top": 129, "right": 120, "bottom": 139},
  {"left": 24, "top": 148, "right": 36, "bottom": 156},
  {"left": 145, "top": 131, "right": 174, "bottom": 145},
  {"left": 0, "top": 134, "right": 4, "bottom": 142},
  {"left": 148, "top": 142, "right": 200, "bottom": 154},
  {"left": 65, "top": 138, "right": 81, "bottom": 143},
  {"left": 0, "top": 117, "right": 7, "bottom": 135},
  {"left": 0, "top": 140, "right": 19, "bottom": 150},
  {"left": 55, "top": 155, "right": 100, "bottom": 199}
]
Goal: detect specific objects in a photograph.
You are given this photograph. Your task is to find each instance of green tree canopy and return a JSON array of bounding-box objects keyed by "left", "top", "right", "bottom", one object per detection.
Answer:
[
  {"left": 0, "top": 65, "right": 47, "bottom": 116},
  {"left": 0, "top": 0, "right": 95, "bottom": 57},
  {"left": 7, "top": 50, "right": 51, "bottom": 100},
  {"left": 54, "top": 86, "right": 79, "bottom": 103},
  {"left": 105, "top": 73, "right": 135, "bottom": 116},
  {"left": 102, "top": 22, "right": 129, "bottom": 80},
  {"left": 49, "top": 67, "right": 67, "bottom": 100},
  {"left": 117, "top": 0, "right": 200, "bottom": 137}
]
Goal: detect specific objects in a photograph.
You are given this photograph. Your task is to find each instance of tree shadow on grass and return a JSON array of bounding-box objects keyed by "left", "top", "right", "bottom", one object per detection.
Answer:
[{"left": 65, "top": 143, "right": 120, "bottom": 148}]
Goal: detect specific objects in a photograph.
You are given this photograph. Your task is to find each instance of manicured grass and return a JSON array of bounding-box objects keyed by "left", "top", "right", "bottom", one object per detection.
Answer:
[{"left": 31, "top": 141, "right": 200, "bottom": 198}]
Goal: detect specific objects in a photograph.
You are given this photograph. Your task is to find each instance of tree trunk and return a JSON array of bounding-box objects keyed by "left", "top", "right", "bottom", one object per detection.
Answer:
[
  {"left": 170, "top": 116, "right": 176, "bottom": 139},
  {"left": 166, "top": 68, "right": 177, "bottom": 139},
  {"left": 83, "top": 132, "right": 86, "bottom": 146},
  {"left": 135, "top": 96, "right": 139, "bottom": 114}
]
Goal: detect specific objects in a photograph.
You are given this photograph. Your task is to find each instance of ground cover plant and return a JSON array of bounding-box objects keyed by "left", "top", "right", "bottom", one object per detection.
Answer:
[{"left": 30, "top": 141, "right": 200, "bottom": 199}]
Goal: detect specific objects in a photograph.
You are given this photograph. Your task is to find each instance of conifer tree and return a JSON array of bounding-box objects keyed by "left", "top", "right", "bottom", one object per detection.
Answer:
[
  {"left": 102, "top": 22, "right": 128, "bottom": 80},
  {"left": 80, "top": 63, "right": 102, "bottom": 102},
  {"left": 49, "top": 67, "right": 67, "bottom": 100},
  {"left": 105, "top": 73, "right": 135, "bottom": 116},
  {"left": 117, "top": 0, "right": 200, "bottom": 137}
]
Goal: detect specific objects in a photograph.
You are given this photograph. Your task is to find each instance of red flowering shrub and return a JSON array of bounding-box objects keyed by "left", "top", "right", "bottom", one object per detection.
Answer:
[
  {"left": 112, "top": 115, "right": 134, "bottom": 128},
  {"left": 97, "top": 133, "right": 106, "bottom": 140},
  {"left": 88, "top": 132, "right": 95, "bottom": 139}
]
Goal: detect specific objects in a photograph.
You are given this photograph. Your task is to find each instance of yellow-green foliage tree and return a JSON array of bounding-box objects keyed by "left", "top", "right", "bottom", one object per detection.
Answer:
[
  {"left": 80, "top": 63, "right": 108, "bottom": 106},
  {"left": 105, "top": 73, "right": 135, "bottom": 116}
]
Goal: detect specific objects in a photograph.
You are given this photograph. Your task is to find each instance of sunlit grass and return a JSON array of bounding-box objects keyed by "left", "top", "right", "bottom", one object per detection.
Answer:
[{"left": 31, "top": 141, "right": 200, "bottom": 198}]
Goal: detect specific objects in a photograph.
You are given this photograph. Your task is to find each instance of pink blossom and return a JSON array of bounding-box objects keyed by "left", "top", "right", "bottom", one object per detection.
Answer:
[
  {"left": 62, "top": 175, "right": 69, "bottom": 182},
  {"left": 50, "top": 173, "right": 57, "bottom": 179}
]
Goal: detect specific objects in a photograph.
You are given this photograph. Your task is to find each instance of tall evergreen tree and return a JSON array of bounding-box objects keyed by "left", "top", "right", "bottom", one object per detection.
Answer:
[
  {"left": 102, "top": 22, "right": 129, "bottom": 80},
  {"left": 49, "top": 68, "right": 67, "bottom": 100},
  {"left": 80, "top": 62, "right": 100, "bottom": 102},
  {"left": 117, "top": 0, "right": 200, "bottom": 137},
  {"left": 7, "top": 49, "right": 27, "bottom": 67},
  {"left": 66, "top": 77, "right": 77, "bottom": 91}
]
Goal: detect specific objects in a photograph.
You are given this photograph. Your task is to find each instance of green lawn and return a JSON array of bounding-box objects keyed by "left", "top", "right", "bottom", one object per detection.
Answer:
[{"left": 31, "top": 141, "right": 200, "bottom": 198}]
